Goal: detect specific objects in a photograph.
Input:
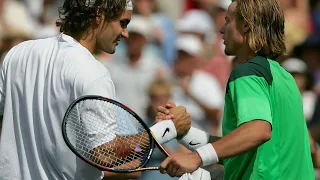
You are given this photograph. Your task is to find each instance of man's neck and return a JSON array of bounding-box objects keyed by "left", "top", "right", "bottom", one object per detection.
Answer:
[
  {"left": 66, "top": 31, "right": 96, "bottom": 54},
  {"left": 236, "top": 49, "right": 257, "bottom": 64}
]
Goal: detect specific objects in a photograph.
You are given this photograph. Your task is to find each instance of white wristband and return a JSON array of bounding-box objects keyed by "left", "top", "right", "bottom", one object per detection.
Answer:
[
  {"left": 150, "top": 120, "right": 177, "bottom": 144},
  {"left": 178, "top": 127, "right": 210, "bottom": 151},
  {"left": 196, "top": 144, "right": 219, "bottom": 166}
]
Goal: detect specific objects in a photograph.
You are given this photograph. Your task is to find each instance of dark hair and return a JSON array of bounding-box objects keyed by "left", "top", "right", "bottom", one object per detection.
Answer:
[
  {"left": 56, "top": 0, "right": 127, "bottom": 33},
  {"left": 233, "top": 0, "right": 286, "bottom": 59}
]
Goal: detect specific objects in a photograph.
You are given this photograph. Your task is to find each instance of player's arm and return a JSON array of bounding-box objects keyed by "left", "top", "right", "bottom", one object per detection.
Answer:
[
  {"left": 195, "top": 71, "right": 273, "bottom": 166},
  {"left": 91, "top": 106, "right": 191, "bottom": 167},
  {"left": 160, "top": 66, "right": 273, "bottom": 173},
  {"left": 200, "top": 123, "right": 269, "bottom": 165},
  {"left": 208, "top": 120, "right": 271, "bottom": 159}
]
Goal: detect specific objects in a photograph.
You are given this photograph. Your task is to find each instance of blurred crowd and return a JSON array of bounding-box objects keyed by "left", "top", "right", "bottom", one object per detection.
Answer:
[{"left": 1, "top": 0, "right": 320, "bottom": 179}]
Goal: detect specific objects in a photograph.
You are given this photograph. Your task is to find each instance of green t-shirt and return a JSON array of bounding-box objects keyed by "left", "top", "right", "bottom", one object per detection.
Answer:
[{"left": 222, "top": 56, "right": 314, "bottom": 180}]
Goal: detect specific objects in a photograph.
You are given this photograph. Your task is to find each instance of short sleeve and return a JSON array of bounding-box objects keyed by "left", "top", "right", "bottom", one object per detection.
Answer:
[
  {"left": 79, "top": 77, "right": 117, "bottom": 149},
  {"left": 229, "top": 75, "right": 272, "bottom": 127}
]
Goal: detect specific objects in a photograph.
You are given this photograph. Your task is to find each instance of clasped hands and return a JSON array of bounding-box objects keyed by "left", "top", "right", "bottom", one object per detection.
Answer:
[{"left": 154, "top": 102, "right": 202, "bottom": 177}]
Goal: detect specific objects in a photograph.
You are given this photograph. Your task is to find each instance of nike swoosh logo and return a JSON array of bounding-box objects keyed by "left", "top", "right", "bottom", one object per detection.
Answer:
[
  {"left": 162, "top": 128, "right": 170, "bottom": 138},
  {"left": 189, "top": 141, "right": 201, "bottom": 146}
]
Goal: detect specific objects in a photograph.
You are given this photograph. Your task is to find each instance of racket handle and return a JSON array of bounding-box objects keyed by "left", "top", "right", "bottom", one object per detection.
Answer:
[{"left": 130, "top": 166, "right": 160, "bottom": 172}]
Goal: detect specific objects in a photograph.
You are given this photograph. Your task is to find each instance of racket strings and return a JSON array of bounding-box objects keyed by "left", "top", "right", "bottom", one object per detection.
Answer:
[{"left": 65, "top": 99, "right": 152, "bottom": 170}]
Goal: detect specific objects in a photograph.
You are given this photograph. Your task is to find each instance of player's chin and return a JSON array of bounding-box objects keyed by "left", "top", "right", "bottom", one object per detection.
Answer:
[
  {"left": 224, "top": 49, "right": 233, "bottom": 56},
  {"left": 105, "top": 47, "right": 116, "bottom": 54}
]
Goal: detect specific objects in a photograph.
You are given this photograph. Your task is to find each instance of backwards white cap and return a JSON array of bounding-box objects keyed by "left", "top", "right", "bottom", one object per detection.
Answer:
[
  {"left": 85, "top": 0, "right": 133, "bottom": 10},
  {"left": 126, "top": 0, "right": 133, "bottom": 10}
]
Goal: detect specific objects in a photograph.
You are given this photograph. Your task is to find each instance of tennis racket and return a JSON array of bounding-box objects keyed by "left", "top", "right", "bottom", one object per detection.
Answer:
[{"left": 62, "top": 95, "right": 170, "bottom": 173}]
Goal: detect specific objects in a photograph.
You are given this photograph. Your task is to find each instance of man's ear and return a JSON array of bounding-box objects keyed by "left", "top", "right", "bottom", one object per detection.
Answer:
[
  {"left": 95, "top": 6, "right": 103, "bottom": 25},
  {"left": 96, "top": 16, "right": 101, "bottom": 25},
  {"left": 243, "top": 23, "right": 250, "bottom": 34}
]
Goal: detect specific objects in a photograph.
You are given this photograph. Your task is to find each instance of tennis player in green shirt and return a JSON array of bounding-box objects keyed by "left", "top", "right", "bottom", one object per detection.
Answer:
[{"left": 158, "top": 0, "right": 315, "bottom": 179}]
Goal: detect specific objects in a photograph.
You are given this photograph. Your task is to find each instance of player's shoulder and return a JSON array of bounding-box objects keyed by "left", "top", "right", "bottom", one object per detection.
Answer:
[{"left": 229, "top": 55, "right": 273, "bottom": 85}]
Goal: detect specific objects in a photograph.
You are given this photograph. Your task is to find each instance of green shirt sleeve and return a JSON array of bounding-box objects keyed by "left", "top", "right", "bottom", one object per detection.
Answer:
[{"left": 229, "top": 75, "right": 272, "bottom": 127}]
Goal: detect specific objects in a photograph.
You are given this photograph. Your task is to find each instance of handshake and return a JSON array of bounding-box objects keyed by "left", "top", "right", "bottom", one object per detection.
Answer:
[
  {"left": 151, "top": 102, "right": 214, "bottom": 179},
  {"left": 154, "top": 102, "right": 192, "bottom": 139}
]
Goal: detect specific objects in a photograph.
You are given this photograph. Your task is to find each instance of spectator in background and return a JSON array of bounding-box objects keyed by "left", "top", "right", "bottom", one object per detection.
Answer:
[
  {"left": 171, "top": 34, "right": 224, "bottom": 135},
  {"left": 177, "top": 3, "right": 233, "bottom": 90},
  {"left": 282, "top": 58, "right": 316, "bottom": 123},
  {"left": 132, "top": 0, "right": 176, "bottom": 66},
  {"left": 106, "top": 15, "right": 168, "bottom": 119},
  {"left": 203, "top": 0, "right": 232, "bottom": 90},
  {"left": 141, "top": 80, "right": 181, "bottom": 180},
  {"left": 280, "top": 0, "right": 311, "bottom": 54},
  {"left": 177, "top": 9, "right": 215, "bottom": 60}
]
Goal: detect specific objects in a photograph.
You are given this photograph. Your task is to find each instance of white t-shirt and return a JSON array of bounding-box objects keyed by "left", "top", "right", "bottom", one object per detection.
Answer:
[
  {"left": 0, "top": 34, "right": 115, "bottom": 180},
  {"left": 172, "top": 71, "right": 224, "bottom": 130}
]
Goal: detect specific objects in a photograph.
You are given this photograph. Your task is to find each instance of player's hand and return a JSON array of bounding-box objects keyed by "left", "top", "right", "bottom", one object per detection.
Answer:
[
  {"left": 169, "top": 106, "right": 191, "bottom": 138},
  {"left": 159, "top": 152, "right": 202, "bottom": 177},
  {"left": 154, "top": 102, "right": 177, "bottom": 123}
]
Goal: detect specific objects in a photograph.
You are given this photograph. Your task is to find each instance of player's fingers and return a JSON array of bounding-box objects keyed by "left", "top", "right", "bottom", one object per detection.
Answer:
[
  {"left": 157, "top": 106, "right": 170, "bottom": 114},
  {"left": 166, "top": 102, "right": 176, "bottom": 109},
  {"left": 160, "top": 157, "right": 172, "bottom": 174},
  {"left": 154, "top": 114, "right": 173, "bottom": 123},
  {"left": 175, "top": 167, "right": 185, "bottom": 177},
  {"left": 167, "top": 163, "right": 179, "bottom": 177}
]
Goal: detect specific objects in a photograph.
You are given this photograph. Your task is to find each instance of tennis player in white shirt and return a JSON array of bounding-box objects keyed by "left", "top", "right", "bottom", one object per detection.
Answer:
[{"left": 0, "top": 0, "right": 191, "bottom": 180}]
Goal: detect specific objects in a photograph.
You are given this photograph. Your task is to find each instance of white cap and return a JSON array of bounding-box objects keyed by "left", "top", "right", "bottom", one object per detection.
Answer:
[
  {"left": 126, "top": 0, "right": 133, "bottom": 10},
  {"left": 282, "top": 58, "right": 308, "bottom": 73},
  {"left": 85, "top": 0, "right": 133, "bottom": 10},
  {"left": 219, "top": 0, "right": 232, "bottom": 10},
  {"left": 127, "top": 15, "right": 152, "bottom": 39},
  {"left": 176, "top": 35, "right": 203, "bottom": 56},
  {"left": 177, "top": 10, "right": 215, "bottom": 44}
]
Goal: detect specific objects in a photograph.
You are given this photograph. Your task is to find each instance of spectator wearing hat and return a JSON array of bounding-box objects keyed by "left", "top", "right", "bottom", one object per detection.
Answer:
[
  {"left": 106, "top": 15, "right": 168, "bottom": 119},
  {"left": 171, "top": 34, "right": 224, "bottom": 135},
  {"left": 282, "top": 58, "right": 316, "bottom": 123}
]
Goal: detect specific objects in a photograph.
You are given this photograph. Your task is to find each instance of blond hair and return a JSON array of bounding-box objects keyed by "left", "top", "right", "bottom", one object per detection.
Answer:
[{"left": 233, "top": 0, "right": 286, "bottom": 59}]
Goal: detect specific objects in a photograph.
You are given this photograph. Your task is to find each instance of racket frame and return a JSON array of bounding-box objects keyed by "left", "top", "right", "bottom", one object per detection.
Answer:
[{"left": 62, "top": 95, "right": 169, "bottom": 173}]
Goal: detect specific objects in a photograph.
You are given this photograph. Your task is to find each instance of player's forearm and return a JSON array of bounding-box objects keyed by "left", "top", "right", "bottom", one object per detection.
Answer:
[
  {"left": 212, "top": 120, "right": 271, "bottom": 160},
  {"left": 178, "top": 127, "right": 221, "bottom": 151}
]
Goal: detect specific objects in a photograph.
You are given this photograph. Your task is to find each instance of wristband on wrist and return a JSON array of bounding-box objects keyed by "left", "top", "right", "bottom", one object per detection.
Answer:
[
  {"left": 178, "top": 127, "right": 210, "bottom": 151},
  {"left": 196, "top": 143, "right": 219, "bottom": 166},
  {"left": 150, "top": 120, "right": 177, "bottom": 144}
]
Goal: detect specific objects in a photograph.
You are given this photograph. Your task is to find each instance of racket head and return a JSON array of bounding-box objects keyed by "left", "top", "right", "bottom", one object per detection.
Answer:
[{"left": 62, "top": 95, "right": 157, "bottom": 172}]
